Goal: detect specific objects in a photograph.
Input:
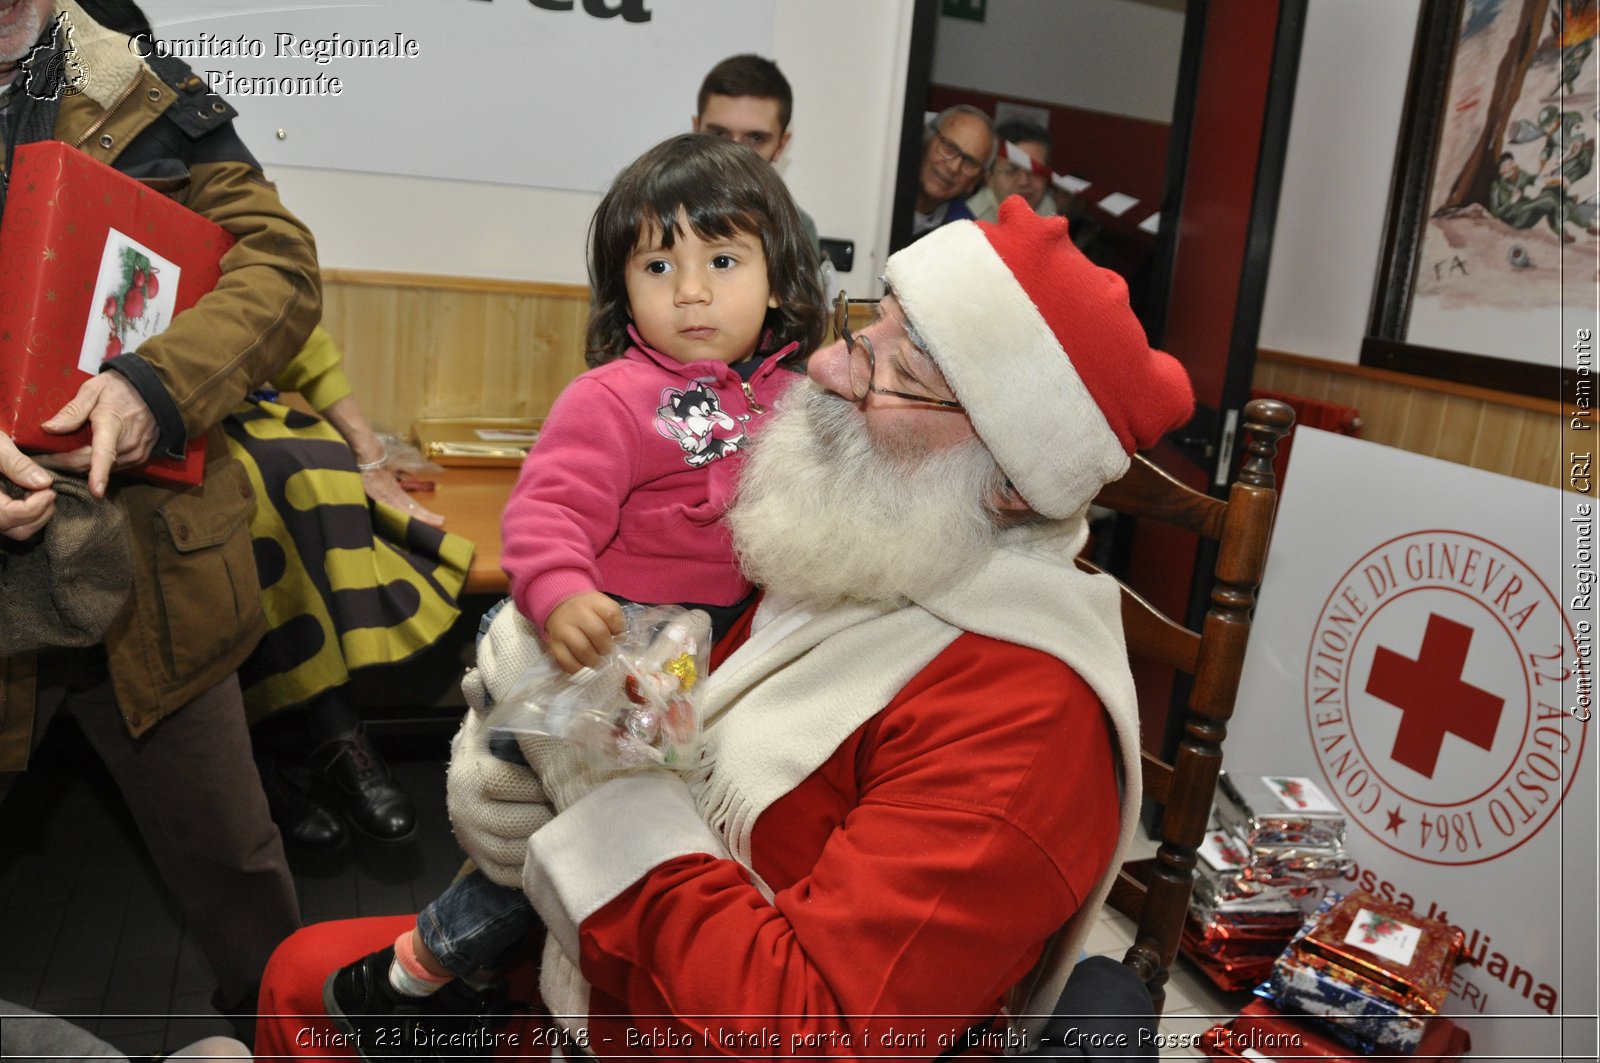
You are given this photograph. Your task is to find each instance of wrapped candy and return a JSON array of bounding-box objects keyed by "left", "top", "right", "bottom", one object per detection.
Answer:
[
  {"left": 1194, "top": 827, "right": 1317, "bottom": 909},
  {"left": 486, "top": 604, "right": 711, "bottom": 769}
]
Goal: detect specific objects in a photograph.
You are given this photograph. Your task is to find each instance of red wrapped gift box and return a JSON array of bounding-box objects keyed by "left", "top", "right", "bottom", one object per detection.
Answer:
[
  {"left": 0, "top": 140, "right": 235, "bottom": 484},
  {"left": 1291, "top": 891, "right": 1464, "bottom": 1016},
  {"left": 1199, "top": 997, "right": 1471, "bottom": 1060}
]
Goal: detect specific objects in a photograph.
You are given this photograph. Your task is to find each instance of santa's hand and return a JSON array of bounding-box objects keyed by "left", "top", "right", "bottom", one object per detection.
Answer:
[
  {"left": 446, "top": 708, "right": 554, "bottom": 887},
  {"left": 517, "top": 731, "right": 642, "bottom": 814}
]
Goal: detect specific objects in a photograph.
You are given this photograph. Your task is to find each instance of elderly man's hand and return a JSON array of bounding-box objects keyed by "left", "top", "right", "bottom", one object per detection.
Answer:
[
  {"left": 0, "top": 434, "right": 56, "bottom": 541},
  {"left": 38, "top": 372, "right": 159, "bottom": 497}
]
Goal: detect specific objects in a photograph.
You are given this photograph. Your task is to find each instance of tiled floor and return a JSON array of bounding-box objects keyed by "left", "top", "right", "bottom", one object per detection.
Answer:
[{"left": 0, "top": 714, "right": 1255, "bottom": 1060}]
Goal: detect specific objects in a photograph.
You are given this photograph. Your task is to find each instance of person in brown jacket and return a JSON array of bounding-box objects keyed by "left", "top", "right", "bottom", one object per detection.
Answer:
[{"left": 0, "top": 0, "right": 319, "bottom": 1026}]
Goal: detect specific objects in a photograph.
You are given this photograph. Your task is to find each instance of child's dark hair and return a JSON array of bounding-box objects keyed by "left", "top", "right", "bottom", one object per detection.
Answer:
[{"left": 585, "top": 133, "right": 826, "bottom": 368}]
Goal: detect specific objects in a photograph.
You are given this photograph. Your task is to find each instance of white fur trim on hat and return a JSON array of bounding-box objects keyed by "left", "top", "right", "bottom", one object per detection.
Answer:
[{"left": 885, "top": 222, "right": 1129, "bottom": 519}]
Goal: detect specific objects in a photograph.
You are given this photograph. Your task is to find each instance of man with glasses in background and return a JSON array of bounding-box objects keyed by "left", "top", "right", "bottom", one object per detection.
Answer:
[
  {"left": 911, "top": 104, "right": 995, "bottom": 237},
  {"left": 967, "top": 118, "right": 1057, "bottom": 224}
]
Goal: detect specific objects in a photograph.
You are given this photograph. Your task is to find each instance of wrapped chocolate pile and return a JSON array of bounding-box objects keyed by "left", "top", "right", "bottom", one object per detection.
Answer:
[
  {"left": 1181, "top": 773, "right": 1353, "bottom": 990},
  {"left": 1254, "top": 890, "right": 1469, "bottom": 1057}
]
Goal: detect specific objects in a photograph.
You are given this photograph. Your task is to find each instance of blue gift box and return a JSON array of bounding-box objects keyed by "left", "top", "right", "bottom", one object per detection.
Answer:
[{"left": 1263, "top": 953, "right": 1428, "bottom": 1055}]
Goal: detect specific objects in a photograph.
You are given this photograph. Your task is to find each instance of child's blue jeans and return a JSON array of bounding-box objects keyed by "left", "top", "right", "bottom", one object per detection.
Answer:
[
  {"left": 417, "top": 598, "right": 536, "bottom": 977},
  {"left": 417, "top": 867, "right": 536, "bottom": 979}
]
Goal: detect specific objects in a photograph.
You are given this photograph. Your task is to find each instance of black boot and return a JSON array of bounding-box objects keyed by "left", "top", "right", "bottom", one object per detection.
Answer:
[
  {"left": 309, "top": 727, "right": 417, "bottom": 843},
  {"left": 255, "top": 752, "right": 347, "bottom": 851}
]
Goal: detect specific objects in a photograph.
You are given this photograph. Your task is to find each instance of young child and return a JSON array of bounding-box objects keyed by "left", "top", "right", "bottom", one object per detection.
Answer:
[{"left": 323, "top": 133, "right": 826, "bottom": 1039}]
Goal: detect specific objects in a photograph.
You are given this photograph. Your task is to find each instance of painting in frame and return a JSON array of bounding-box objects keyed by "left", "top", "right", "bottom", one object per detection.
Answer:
[{"left": 1363, "top": 0, "right": 1595, "bottom": 399}]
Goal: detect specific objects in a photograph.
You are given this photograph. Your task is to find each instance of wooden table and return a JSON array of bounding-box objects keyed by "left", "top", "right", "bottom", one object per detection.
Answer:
[{"left": 425, "top": 465, "right": 518, "bottom": 595}]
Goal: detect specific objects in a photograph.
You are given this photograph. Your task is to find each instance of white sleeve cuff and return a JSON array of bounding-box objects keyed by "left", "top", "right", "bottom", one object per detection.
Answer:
[{"left": 523, "top": 771, "right": 726, "bottom": 962}]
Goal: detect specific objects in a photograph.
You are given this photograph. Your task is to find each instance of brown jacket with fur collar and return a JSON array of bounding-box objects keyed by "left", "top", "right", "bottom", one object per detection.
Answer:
[{"left": 0, "top": 1, "right": 320, "bottom": 770}]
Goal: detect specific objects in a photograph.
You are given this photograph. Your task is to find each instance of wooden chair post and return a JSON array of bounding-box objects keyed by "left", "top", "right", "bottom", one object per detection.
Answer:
[{"left": 1114, "top": 398, "right": 1294, "bottom": 1012}]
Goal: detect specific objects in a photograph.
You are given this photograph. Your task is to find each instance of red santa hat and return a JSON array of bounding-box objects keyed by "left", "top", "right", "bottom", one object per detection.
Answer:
[{"left": 883, "top": 195, "right": 1195, "bottom": 519}]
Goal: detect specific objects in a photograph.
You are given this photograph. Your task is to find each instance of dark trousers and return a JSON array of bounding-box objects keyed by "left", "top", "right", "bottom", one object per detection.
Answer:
[{"left": 28, "top": 664, "right": 301, "bottom": 1007}]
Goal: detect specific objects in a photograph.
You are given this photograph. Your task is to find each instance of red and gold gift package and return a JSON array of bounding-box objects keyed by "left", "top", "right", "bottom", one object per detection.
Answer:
[
  {"left": 1249, "top": 891, "right": 1469, "bottom": 1056},
  {"left": 0, "top": 142, "right": 234, "bottom": 485},
  {"left": 1291, "top": 891, "right": 1465, "bottom": 1016}
]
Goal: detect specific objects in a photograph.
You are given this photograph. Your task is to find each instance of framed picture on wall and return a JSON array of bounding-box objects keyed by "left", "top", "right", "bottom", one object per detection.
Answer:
[{"left": 1362, "top": 0, "right": 1592, "bottom": 400}]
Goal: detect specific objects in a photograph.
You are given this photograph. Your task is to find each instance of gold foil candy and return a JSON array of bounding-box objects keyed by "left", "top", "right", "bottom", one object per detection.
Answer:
[{"left": 664, "top": 652, "right": 697, "bottom": 692}]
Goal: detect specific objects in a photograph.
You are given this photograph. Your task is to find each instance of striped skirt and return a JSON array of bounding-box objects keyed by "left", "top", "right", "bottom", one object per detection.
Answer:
[{"left": 223, "top": 400, "right": 475, "bottom": 722}]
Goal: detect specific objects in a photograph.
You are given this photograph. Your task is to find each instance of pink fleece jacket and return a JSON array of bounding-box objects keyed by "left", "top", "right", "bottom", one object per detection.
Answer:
[{"left": 502, "top": 332, "right": 800, "bottom": 632}]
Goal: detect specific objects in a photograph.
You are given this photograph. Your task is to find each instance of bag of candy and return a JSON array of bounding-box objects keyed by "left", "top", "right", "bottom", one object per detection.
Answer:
[{"left": 485, "top": 604, "right": 710, "bottom": 769}]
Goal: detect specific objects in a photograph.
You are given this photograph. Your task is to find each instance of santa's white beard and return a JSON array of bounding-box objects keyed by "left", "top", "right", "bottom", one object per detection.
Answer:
[{"left": 727, "top": 383, "right": 1005, "bottom": 609}]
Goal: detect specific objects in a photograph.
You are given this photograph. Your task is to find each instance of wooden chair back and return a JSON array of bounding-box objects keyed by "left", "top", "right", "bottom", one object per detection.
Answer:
[{"left": 1084, "top": 397, "right": 1295, "bottom": 1012}]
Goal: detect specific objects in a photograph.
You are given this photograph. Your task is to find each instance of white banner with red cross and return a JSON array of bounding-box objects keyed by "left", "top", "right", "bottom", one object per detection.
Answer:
[{"left": 1228, "top": 429, "right": 1595, "bottom": 1059}]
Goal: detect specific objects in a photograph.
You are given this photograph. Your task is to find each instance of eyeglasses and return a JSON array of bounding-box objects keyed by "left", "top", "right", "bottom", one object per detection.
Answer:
[
  {"left": 994, "top": 157, "right": 1046, "bottom": 185},
  {"left": 931, "top": 133, "right": 985, "bottom": 177},
  {"left": 833, "top": 292, "right": 964, "bottom": 410}
]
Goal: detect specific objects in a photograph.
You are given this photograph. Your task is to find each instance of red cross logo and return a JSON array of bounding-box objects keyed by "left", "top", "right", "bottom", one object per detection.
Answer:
[{"left": 1365, "top": 614, "right": 1505, "bottom": 778}]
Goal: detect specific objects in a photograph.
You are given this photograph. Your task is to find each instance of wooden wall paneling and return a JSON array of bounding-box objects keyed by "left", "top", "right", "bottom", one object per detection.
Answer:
[
  {"left": 1470, "top": 404, "right": 1532, "bottom": 476},
  {"left": 318, "top": 276, "right": 590, "bottom": 435},
  {"left": 526, "top": 295, "right": 591, "bottom": 417},
  {"left": 1510, "top": 417, "right": 1563, "bottom": 486},
  {"left": 1432, "top": 393, "right": 1486, "bottom": 469},
  {"left": 419, "top": 290, "right": 487, "bottom": 420},
  {"left": 321, "top": 284, "right": 404, "bottom": 432},
  {"left": 1397, "top": 388, "right": 1447, "bottom": 457},
  {"left": 1319, "top": 367, "right": 1362, "bottom": 412},
  {"left": 1354, "top": 377, "right": 1415, "bottom": 451},
  {"left": 1252, "top": 351, "right": 1564, "bottom": 489}
]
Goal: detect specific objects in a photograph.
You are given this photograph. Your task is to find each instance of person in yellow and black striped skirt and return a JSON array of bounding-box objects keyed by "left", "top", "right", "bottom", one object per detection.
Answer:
[{"left": 225, "top": 327, "right": 473, "bottom": 848}]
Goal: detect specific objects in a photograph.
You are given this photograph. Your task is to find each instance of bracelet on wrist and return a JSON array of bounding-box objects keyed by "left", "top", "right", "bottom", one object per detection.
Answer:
[{"left": 355, "top": 451, "right": 389, "bottom": 472}]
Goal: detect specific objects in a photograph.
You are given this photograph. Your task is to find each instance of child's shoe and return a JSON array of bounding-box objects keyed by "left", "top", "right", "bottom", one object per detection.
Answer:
[{"left": 324, "top": 947, "right": 508, "bottom": 1062}]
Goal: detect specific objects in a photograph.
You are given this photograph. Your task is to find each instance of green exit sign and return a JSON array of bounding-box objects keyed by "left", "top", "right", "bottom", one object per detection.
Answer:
[{"left": 942, "top": 0, "right": 987, "bottom": 22}]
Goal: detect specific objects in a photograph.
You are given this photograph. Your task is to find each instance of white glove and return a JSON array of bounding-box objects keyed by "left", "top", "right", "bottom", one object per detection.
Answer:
[
  {"left": 445, "top": 707, "right": 554, "bottom": 887},
  {"left": 461, "top": 600, "right": 549, "bottom": 714},
  {"left": 516, "top": 730, "right": 641, "bottom": 814}
]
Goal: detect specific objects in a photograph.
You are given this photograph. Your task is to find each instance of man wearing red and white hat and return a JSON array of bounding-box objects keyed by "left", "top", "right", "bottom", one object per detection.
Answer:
[
  {"left": 967, "top": 118, "right": 1059, "bottom": 224},
  {"left": 255, "top": 198, "right": 1194, "bottom": 1059}
]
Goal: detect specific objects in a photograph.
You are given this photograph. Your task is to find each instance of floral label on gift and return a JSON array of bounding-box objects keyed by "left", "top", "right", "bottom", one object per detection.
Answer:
[
  {"left": 1198, "top": 829, "right": 1249, "bottom": 871},
  {"left": 1260, "top": 775, "right": 1337, "bottom": 813},
  {"left": 1342, "top": 907, "right": 1422, "bottom": 966},
  {"left": 78, "top": 228, "right": 181, "bottom": 376}
]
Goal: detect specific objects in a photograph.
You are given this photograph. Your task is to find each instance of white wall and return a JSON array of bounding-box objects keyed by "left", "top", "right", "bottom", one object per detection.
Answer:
[
  {"left": 135, "top": 0, "right": 912, "bottom": 294},
  {"left": 132, "top": 0, "right": 1419, "bottom": 342},
  {"left": 1257, "top": 0, "right": 1422, "bottom": 363},
  {"left": 929, "top": 0, "right": 1187, "bottom": 122},
  {"left": 924, "top": 0, "right": 1422, "bottom": 367}
]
